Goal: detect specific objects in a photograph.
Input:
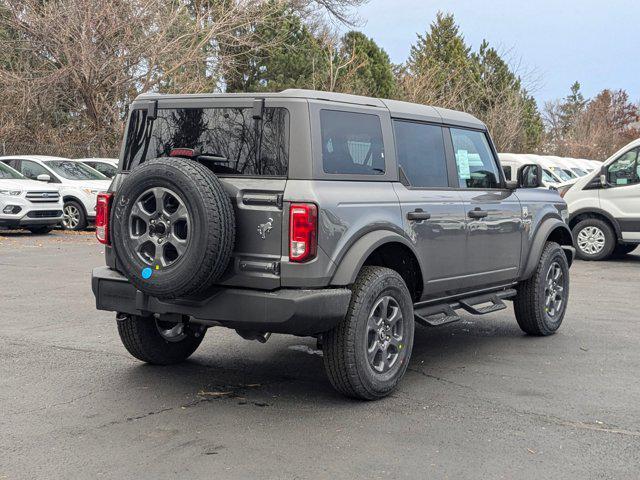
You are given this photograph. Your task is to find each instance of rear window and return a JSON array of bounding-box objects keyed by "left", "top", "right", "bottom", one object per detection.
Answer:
[
  {"left": 123, "top": 107, "right": 289, "bottom": 176},
  {"left": 44, "top": 160, "right": 107, "bottom": 180},
  {"left": 320, "top": 110, "right": 385, "bottom": 175}
]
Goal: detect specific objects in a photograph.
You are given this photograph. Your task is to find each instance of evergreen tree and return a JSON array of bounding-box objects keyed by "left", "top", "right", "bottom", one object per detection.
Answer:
[
  {"left": 337, "top": 31, "right": 395, "bottom": 97},
  {"left": 559, "top": 81, "right": 587, "bottom": 133}
]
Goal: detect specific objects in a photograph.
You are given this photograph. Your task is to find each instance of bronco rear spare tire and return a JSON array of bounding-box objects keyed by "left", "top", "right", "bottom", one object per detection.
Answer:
[{"left": 111, "top": 157, "right": 235, "bottom": 299}]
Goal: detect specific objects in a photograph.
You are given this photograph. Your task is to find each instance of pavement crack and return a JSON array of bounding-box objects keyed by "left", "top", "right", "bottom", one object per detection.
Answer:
[{"left": 7, "top": 391, "right": 96, "bottom": 416}]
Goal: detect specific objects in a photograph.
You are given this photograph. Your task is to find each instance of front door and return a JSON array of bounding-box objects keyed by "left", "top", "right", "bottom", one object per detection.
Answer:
[
  {"left": 448, "top": 127, "right": 523, "bottom": 290},
  {"left": 600, "top": 146, "right": 640, "bottom": 242},
  {"left": 392, "top": 120, "right": 467, "bottom": 299}
]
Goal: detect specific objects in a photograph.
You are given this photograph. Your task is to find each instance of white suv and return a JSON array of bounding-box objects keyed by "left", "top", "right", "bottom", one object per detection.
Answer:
[
  {"left": 562, "top": 138, "right": 640, "bottom": 260},
  {"left": 0, "top": 162, "right": 63, "bottom": 234},
  {"left": 0, "top": 156, "right": 111, "bottom": 230}
]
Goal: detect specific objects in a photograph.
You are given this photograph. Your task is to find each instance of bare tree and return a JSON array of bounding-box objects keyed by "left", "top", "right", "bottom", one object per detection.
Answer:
[{"left": 0, "top": 0, "right": 293, "bottom": 153}]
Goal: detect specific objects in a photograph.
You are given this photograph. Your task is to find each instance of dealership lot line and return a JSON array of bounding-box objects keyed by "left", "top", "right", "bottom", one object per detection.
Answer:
[{"left": 1, "top": 231, "right": 639, "bottom": 479}]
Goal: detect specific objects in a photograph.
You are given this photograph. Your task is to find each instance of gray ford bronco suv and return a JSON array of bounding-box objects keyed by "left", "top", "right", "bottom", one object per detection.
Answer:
[{"left": 92, "top": 89, "right": 575, "bottom": 400}]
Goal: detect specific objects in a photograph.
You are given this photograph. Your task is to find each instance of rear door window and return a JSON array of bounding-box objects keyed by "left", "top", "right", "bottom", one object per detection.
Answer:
[
  {"left": 124, "top": 107, "right": 289, "bottom": 176},
  {"left": 393, "top": 120, "right": 448, "bottom": 187},
  {"left": 320, "top": 110, "right": 385, "bottom": 175}
]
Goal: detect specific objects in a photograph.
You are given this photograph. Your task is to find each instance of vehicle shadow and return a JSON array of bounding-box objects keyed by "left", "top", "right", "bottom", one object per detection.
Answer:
[{"left": 113, "top": 316, "right": 527, "bottom": 406}]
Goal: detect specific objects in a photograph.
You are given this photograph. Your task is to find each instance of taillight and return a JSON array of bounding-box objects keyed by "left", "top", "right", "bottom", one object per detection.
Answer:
[
  {"left": 95, "top": 192, "right": 113, "bottom": 245},
  {"left": 289, "top": 203, "right": 317, "bottom": 262}
]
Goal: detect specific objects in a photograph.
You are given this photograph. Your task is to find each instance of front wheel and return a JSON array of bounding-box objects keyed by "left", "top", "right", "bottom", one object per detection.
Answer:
[
  {"left": 514, "top": 242, "right": 570, "bottom": 336},
  {"left": 572, "top": 218, "right": 615, "bottom": 260},
  {"left": 323, "top": 266, "right": 415, "bottom": 400},
  {"left": 117, "top": 314, "right": 205, "bottom": 365},
  {"left": 62, "top": 200, "right": 87, "bottom": 231}
]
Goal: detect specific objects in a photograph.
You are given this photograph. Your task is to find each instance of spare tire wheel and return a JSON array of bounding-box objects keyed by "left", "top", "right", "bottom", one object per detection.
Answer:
[{"left": 111, "top": 157, "right": 235, "bottom": 299}]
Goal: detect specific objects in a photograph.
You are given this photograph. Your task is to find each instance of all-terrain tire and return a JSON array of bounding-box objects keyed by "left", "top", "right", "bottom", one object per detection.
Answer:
[
  {"left": 323, "top": 266, "right": 414, "bottom": 400},
  {"left": 514, "top": 242, "right": 569, "bottom": 336},
  {"left": 117, "top": 315, "right": 205, "bottom": 365},
  {"left": 572, "top": 218, "right": 615, "bottom": 261},
  {"left": 111, "top": 157, "right": 235, "bottom": 299}
]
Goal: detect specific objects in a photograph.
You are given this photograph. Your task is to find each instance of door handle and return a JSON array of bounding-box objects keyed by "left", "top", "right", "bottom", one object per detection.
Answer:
[
  {"left": 407, "top": 209, "right": 431, "bottom": 221},
  {"left": 468, "top": 208, "right": 488, "bottom": 219}
]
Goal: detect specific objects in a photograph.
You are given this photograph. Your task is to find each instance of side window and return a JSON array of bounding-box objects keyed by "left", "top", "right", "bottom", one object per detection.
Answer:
[
  {"left": 2, "top": 159, "right": 20, "bottom": 170},
  {"left": 320, "top": 110, "right": 385, "bottom": 175},
  {"left": 607, "top": 148, "right": 639, "bottom": 186},
  {"left": 393, "top": 120, "right": 448, "bottom": 187},
  {"left": 450, "top": 128, "right": 500, "bottom": 189},
  {"left": 502, "top": 165, "right": 512, "bottom": 181},
  {"left": 20, "top": 160, "right": 50, "bottom": 180}
]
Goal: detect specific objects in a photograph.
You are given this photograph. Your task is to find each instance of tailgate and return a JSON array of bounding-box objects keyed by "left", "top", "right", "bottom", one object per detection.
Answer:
[{"left": 217, "top": 177, "right": 286, "bottom": 290}]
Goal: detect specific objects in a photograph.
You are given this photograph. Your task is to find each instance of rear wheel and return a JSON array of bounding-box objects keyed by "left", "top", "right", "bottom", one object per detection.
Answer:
[
  {"left": 514, "top": 242, "right": 569, "bottom": 336},
  {"left": 323, "top": 266, "right": 414, "bottom": 400},
  {"left": 62, "top": 200, "right": 87, "bottom": 231},
  {"left": 572, "top": 218, "right": 615, "bottom": 261},
  {"left": 117, "top": 314, "right": 205, "bottom": 365}
]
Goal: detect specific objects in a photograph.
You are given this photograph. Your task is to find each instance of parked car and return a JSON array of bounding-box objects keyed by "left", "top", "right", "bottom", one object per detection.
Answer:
[
  {"left": 562, "top": 138, "right": 640, "bottom": 260},
  {"left": 0, "top": 156, "right": 111, "bottom": 230},
  {"left": 79, "top": 158, "right": 118, "bottom": 178},
  {"left": 91, "top": 89, "right": 574, "bottom": 399},
  {"left": 0, "top": 161, "right": 63, "bottom": 234}
]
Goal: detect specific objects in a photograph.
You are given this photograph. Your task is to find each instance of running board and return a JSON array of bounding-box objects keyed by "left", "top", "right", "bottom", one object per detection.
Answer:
[{"left": 414, "top": 288, "right": 517, "bottom": 328}]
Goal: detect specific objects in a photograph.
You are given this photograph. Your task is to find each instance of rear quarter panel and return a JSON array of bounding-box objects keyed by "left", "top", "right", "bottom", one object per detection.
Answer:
[{"left": 280, "top": 180, "right": 404, "bottom": 287}]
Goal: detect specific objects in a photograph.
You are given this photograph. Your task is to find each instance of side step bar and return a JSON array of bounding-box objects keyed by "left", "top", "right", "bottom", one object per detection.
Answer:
[{"left": 414, "top": 288, "right": 517, "bottom": 328}]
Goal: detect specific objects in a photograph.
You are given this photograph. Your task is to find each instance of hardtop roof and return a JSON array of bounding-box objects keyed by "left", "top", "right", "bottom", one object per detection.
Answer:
[{"left": 136, "top": 88, "right": 486, "bottom": 130}]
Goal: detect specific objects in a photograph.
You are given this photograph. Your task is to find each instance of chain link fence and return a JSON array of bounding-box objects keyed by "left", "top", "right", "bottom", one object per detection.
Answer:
[{"left": 0, "top": 141, "right": 118, "bottom": 159}]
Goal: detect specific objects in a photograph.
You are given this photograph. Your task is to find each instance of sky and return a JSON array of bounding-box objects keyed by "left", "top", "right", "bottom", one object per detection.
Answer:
[{"left": 350, "top": 0, "right": 639, "bottom": 105}]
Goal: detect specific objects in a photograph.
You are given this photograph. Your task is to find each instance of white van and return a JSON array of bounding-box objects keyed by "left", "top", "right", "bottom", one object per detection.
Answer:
[
  {"left": 499, "top": 153, "right": 565, "bottom": 188},
  {"left": 562, "top": 138, "right": 640, "bottom": 260},
  {"left": 560, "top": 157, "right": 589, "bottom": 177}
]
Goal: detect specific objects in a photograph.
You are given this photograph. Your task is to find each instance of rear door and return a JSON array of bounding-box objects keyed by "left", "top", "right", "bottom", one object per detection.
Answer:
[
  {"left": 392, "top": 120, "right": 467, "bottom": 298},
  {"left": 447, "top": 127, "right": 523, "bottom": 289},
  {"left": 122, "top": 99, "right": 293, "bottom": 290}
]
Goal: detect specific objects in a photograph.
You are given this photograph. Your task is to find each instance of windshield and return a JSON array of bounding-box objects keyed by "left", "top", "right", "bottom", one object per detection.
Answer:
[
  {"left": 562, "top": 168, "right": 577, "bottom": 179},
  {"left": 0, "top": 162, "right": 24, "bottom": 180},
  {"left": 572, "top": 167, "right": 587, "bottom": 176},
  {"left": 87, "top": 162, "right": 117, "bottom": 178},
  {"left": 44, "top": 161, "right": 107, "bottom": 180},
  {"left": 123, "top": 106, "right": 289, "bottom": 176},
  {"left": 549, "top": 167, "right": 572, "bottom": 182},
  {"left": 542, "top": 169, "right": 559, "bottom": 183}
]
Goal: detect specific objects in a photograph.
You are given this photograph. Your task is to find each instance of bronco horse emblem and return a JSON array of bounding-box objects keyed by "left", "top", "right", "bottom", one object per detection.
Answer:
[{"left": 257, "top": 218, "right": 274, "bottom": 239}]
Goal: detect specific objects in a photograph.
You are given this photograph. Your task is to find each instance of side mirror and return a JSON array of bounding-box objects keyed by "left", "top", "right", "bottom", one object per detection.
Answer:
[
  {"left": 36, "top": 174, "right": 51, "bottom": 182},
  {"left": 517, "top": 164, "right": 542, "bottom": 188},
  {"left": 599, "top": 164, "right": 608, "bottom": 187}
]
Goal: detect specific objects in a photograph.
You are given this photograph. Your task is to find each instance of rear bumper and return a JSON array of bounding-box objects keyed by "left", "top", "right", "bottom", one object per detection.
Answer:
[{"left": 91, "top": 267, "right": 351, "bottom": 336}]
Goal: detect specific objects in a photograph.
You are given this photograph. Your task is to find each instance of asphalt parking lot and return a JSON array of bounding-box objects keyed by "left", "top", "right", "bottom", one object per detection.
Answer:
[{"left": 1, "top": 230, "right": 639, "bottom": 479}]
